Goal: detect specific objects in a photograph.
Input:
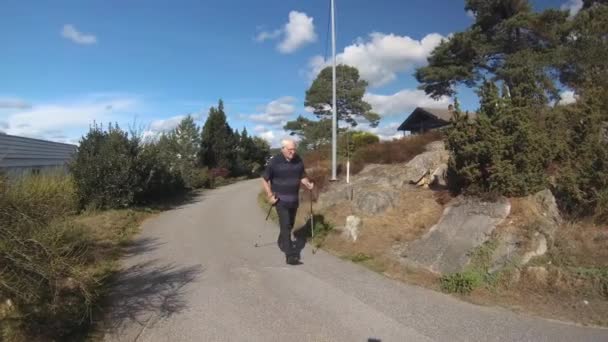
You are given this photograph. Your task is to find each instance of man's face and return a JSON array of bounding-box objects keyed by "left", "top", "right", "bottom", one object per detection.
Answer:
[{"left": 282, "top": 143, "right": 296, "bottom": 160}]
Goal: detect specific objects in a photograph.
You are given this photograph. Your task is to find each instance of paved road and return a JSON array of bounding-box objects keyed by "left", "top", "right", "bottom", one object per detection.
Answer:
[{"left": 103, "top": 179, "right": 608, "bottom": 342}]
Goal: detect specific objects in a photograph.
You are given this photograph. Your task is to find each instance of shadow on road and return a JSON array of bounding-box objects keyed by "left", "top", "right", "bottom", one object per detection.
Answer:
[
  {"left": 121, "top": 236, "right": 167, "bottom": 257},
  {"left": 102, "top": 259, "right": 203, "bottom": 336}
]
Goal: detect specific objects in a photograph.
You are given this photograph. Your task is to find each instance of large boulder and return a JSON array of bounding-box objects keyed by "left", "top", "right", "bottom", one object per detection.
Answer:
[
  {"left": 354, "top": 187, "right": 400, "bottom": 215},
  {"left": 490, "top": 189, "right": 561, "bottom": 271},
  {"left": 316, "top": 140, "right": 449, "bottom": 214},
  {"left": 403, "top": 142, "right": 449, "bottom": 185},
  {"left": 401, "top": 196, "right": 511, "bottom": 274}
]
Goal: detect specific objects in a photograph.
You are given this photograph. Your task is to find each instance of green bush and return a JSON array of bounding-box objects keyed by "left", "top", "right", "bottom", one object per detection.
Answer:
[
  {"left": 70, "top": 123, "right": 188, "bottom": 208},
  {"left": 338, "top": 131, "right": 380, "bottom": 157},
  {"left": 189, "top": 167, "right": 212, "bottom": 189},
  {"left": 351, "top": 131, "right": 379, "bottom": 148},
  {"left": 70, "top": 123, "right": 141, "bottom": 209},
  {"left": 440, "top": 271, "right": 483, "bottom": 295},
  {"left": 551, "top": 99, "right": 608, "bottom": 223},
  {"left": 135, "top": 141, "right": 185, "bottom": 201},
  {"left": 446, "top": 86, "right": 551, "bottom": 198}
]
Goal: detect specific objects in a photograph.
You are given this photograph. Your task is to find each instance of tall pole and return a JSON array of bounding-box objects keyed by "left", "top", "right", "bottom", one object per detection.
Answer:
[{"left": 330, "top": 0, "right": 337, "bottom": 181}]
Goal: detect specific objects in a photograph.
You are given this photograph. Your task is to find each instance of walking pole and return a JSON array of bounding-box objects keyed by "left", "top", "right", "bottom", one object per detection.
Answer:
[
  {"left": 310, "top": 189, "right": 317, "bottom": 254},
  {"left": 265, "top": 194, "right": 278, "bottom": 221}
]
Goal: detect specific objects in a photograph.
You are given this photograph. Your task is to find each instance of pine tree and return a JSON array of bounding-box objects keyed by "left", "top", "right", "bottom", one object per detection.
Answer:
[{"left": 200, "top": 100, "right": 235, "bottom": 172}]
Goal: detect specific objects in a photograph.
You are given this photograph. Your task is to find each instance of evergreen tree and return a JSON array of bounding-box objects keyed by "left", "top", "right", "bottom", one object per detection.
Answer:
[{"left": 200, "top": 100, "right": 235, "bottom": 172}]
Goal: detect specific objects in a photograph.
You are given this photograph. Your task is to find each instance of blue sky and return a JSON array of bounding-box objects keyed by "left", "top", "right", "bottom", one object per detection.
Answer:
[{"left": 0, "top": 0, "right": 581, "bottom": 147}]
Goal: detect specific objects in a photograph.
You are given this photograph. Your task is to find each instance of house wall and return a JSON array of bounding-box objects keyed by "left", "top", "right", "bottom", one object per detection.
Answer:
[{"left": 0, "top": 134, "right": 77, "bottom": 177}]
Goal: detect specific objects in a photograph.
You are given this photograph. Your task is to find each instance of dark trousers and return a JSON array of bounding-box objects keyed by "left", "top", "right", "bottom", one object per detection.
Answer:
[{"left": 276, "top": 204, "right": 298, "bottom": 257}]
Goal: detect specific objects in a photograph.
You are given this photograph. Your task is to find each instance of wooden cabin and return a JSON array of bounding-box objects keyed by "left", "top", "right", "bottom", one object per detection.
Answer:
[{"left": 397, "top": 105, "right": 456, "bottom": 135}]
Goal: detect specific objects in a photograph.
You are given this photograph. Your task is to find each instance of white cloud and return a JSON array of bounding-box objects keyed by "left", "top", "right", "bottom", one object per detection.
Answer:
[
  {"left": 279, "top": 11, "right": 317, "bottom": 53},
  {"left": 254, "top": 127, "right": 286, "bottom": 148},
  {"left": 253, "top": 125, "right": 267, "bottom": 133},
  {"left": 149, "top": 115, "right": 185, "bottom": 132},
  {"left": 558, "top": 90, "right": 577, "bottom": 105},
  {"left": 466, "top": 10, "right": 476, "bottom": 19},
  {"left": 61, "top": 24, "right": 97, "bottom": 45},
  {"left": 249, "top": 96, "right": 297, "bottom": 126},
  {"left": 256, "top": 11, "right": 316, "bottom": 53},
  {"left": 255, "top": 29, "right": 282, "bottom": 42},
  {"left": 356, "top": 121, "right": 403, "bottom": 141},
  {"left": 308, "top": 32, "right": 447, "bottom": 87},
  {"left": 364, "top": 89, "right": 450, "bottom": 116},
  {"left": 561, "top": 0, "right": 583, "bottom": 17},
  {"left": 140, "top": 115, "right": 186, "bottom": 141},
  {"left": 0, "top": 98, "right": 31, "bottom": 109},
  {"left": 2, "top": 94, "right": 138, "bottom": 142}
]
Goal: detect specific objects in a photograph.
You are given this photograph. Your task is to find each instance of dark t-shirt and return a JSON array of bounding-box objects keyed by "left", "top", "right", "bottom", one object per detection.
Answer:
[{"left": 262, "top": 153, "right": 306, "bottom": 208}]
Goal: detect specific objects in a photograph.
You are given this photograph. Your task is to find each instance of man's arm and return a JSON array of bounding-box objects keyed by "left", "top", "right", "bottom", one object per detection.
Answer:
[{"left": 261, "top": 178, "right": 278, "bottom": 204}]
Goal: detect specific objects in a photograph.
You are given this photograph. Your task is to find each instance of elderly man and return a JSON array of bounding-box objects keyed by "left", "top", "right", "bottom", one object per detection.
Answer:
[{"left": 262, "top": 138, "right": 314, "bottom": 265}]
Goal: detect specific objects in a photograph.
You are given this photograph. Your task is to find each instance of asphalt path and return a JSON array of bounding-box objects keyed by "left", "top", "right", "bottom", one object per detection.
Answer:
[{"left": 103, "top": 179, "right": 608, "bottom": 342}]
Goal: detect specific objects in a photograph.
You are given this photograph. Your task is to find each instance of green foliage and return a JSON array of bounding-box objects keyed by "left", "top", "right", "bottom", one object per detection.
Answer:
[
  {"left": 305, "top": 64, "right": 380, "bottom": 128},
  {"left": 351, "top": 131, "right": 380, "bottom": 147},
  {"left": 135, "top": 139, "right": 185, "bottom": 201},
  {"left": 173, "top": 115, "right": 202, "bottom": 188},
  {"left": 69, "top": 123, "right": 142, "bottom": 209},
  {"left": 200, "top": 100, "right": 235, "bottom": 172},
  {"left": 440, "top": 240, "right": 499, "bottom": 295},
  {"left": 440, "top": 271, "right": 483, "bottom": 295},
  {"left": 283, "top": 116, "right": 333, "bottom": 151},
  {"left": 418, "top": 1, "right": 608, "bottom": 222},
  {"left": 189, "top": 167, "right": 212, "bottom": 189},
  {"left": 338, "top": 131, "right": 380, "bottom": 157},
  {"left": 70, "top": 123, "right": 187, "bottom": 208},
  {"left": 416, "top": 0, "right": 566, "bottom": 103},
  {"left": 348, "top": 253, "right": 373, "bottom": 263},
  {"left": 0, "top": 173, "right": 94, "bottom": 339},
  {"left": 0, "top": 172, "right": 78, "bottom": 225},
  {"left": 200, "top": 101, "right": 270, "bottom": 177},
  {"left": 552, "top": 98, "right": 608, "bottom": 222},
  {"left": 446, "top": 92, "right": 551, "bottom": 197}
]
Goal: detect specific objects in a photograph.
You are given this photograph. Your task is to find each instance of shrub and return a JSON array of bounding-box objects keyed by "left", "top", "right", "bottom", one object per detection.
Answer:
[
  {"left": 70, "top": 123, "right": 141, "bottom": 209},
  {"left": 70, "top": 124, "right": 189, "bottom": 208},
  {"left": 211, "top": 167, "right": 230, "bottom": 179},
  {"left": 0, "top": 173, "right": 95, "bottom": 340},
  {"left": 350, "top": 131, "right": 442, "bottom": 174},
  {"left": 189, "top": 167, "right": 212, "bottom": 189},
  {"left": 440, "top": 271, "right": 483, "bottom": 295},
  {"left": 1, "top": 172, "right": 78, "bottom": 225},
  {"left": 551, "top": 99, "right": 608, "bottom": 223},
  {"left": 445, "top": 86, "right": 551, "bottom": 197},
  {"left": 135, "top": 141, "right": 185, "bottom": 201}
]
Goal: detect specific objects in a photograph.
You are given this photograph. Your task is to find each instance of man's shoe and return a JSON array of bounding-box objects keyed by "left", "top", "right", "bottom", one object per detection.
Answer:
[{"left": 286, "top": 255, "right": 300, "bottom": 265}]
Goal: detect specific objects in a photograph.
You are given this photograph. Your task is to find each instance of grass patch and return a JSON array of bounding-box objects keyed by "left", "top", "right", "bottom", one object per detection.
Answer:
[
  {"left": 440, "top": 239, "right": 500, "bottom": 295},
  {"left": 346, "top": 253, "right": 373, "bottom": 263},
  {"left": 0, "top": 172, "right": 159, "bottom": 341},
  {"left": 440, "top": 271, "right": 483, "bottom": 295}
]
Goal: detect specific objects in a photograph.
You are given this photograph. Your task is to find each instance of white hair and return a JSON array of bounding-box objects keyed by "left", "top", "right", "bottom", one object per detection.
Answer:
[{"left": 281, "top": 138, "right": 297, "bottom": 149}]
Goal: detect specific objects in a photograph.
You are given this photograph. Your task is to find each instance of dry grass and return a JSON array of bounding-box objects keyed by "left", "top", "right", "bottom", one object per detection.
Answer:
[
  {"left": 350, "top": 131, "right": 443, "bottom": 174},
  {"left": 314, "top": 179, "right": 608, "bottom": 326},
  {"left": 320, "top": 186, "right": 443, "bottom": 267}
]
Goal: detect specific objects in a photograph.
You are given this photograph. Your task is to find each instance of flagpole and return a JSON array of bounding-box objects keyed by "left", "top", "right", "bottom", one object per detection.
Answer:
[{"left": 330, "top": 0, "right": 337, "bottom": 181}]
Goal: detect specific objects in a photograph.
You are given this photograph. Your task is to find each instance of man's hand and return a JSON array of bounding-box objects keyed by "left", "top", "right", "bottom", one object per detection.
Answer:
[
  {"left": 267, "top": 193, "right": 278, "bottom": 205},
  {"left": 302, "top": 178, "right": 314, "bottom": 191}
]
